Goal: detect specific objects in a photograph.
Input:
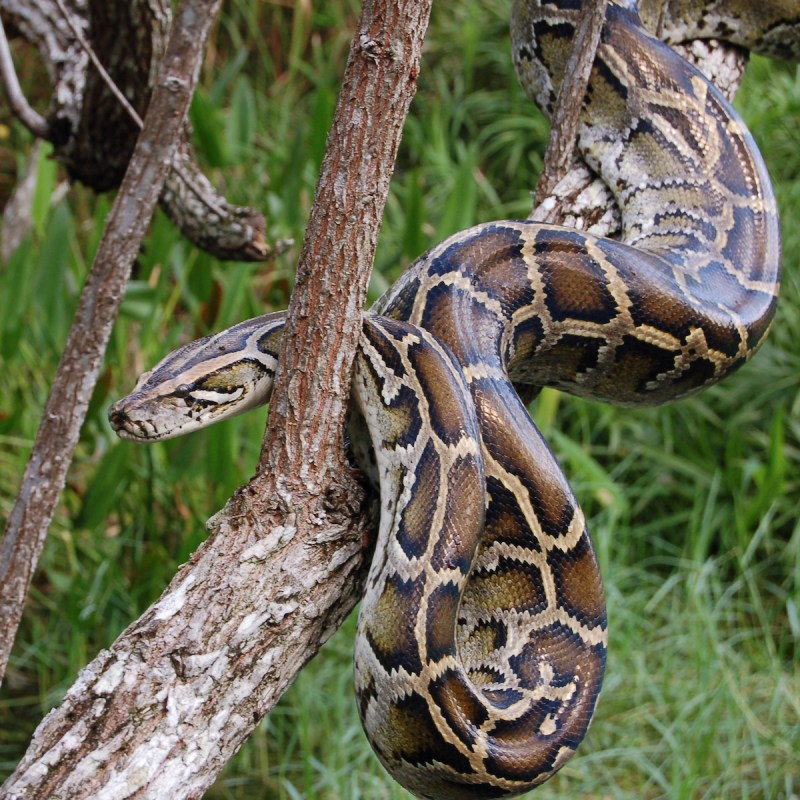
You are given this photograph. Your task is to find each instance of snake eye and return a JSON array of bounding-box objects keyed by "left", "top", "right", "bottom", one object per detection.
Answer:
[{"left": 174, "top": 384, "right": 191, "bottom": 399}]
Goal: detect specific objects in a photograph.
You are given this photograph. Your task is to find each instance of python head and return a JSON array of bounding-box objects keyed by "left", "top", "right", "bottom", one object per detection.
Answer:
[{"left": 108, "top": 314, "right": 283, "bottom": 442}]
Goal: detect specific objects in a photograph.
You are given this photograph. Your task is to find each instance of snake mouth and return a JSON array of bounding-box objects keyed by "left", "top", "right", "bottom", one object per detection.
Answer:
[{"left": 108, "top": 405, "right": 169, "bottom": 442}]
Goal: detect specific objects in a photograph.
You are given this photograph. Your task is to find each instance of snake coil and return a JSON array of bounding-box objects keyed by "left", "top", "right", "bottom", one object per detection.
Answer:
[{"left": 110, "top": 1, "right": 798, "bottom": 797}]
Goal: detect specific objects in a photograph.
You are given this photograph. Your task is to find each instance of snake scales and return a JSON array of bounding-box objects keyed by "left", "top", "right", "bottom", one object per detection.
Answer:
[{"left": 109, "top": 1, "right": 798, "bottom": 797}]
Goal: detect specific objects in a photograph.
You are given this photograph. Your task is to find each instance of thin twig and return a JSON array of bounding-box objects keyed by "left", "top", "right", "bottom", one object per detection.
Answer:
[
  {"left": 0, "top": 0, "right": 221, "bottom": 686},
  {"left": 0, "top": 15, "right": 49, "bottom": 138},
  {"left": 534, "top": 0, "right": 609, "bottom": 207}
]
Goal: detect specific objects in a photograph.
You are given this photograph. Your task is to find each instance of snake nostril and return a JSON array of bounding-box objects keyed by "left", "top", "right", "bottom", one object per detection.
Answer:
[{"left": 108, "top": 407, "right": 129, "bottom": 430}]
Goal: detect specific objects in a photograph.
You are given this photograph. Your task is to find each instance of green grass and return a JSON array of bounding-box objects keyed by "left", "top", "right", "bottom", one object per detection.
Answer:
[{"left": 1, "top": 1, "right": 799, "bottom": 798}]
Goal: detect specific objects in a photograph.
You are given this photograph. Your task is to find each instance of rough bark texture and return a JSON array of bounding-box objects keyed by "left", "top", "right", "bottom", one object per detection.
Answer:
[
  {"left": 0, "top": 0, "right": 271, "bottom": 261},
  {"left": 260, "top": 13, "right": 430, "bottom": 479},
  {"left": 56, "top": 0, "right": 170, "bottom": 190},
  {"left": 161, "top": 142, "right": 277, "bottom": 262},
  {"left": 0, "top": 0, "right": 221, "bottom": 688},
  {"left": 0, "top": 0, "right": 431, "bottom": 796}
]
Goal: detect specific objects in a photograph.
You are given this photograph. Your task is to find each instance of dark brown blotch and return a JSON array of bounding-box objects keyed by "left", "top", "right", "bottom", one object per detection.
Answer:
[
  {"left": 429, "top": 668, "right": 487, "bottom": 747},
  {"left": 364, "top": 572, "right": 426, "bottom": 675},
  {"left": 426, "top": 582, "right": 459, "bottom": 663},
  {"left": 474, "top": 383, "right": 576, "bottom": 538},
  {"left": 509, "top": 626, "right": 605, "bottom": 696},
  {"left": 362, "top": 318, "right": 408, "bottom": 379},
  {"left": 397, "top": 440, "right": 440, "bottom": 561},
  {"left": 537, "top": 239, "right": 619, "bottom": 325},
  {"left": 421, "top": 284, "right": 504, "bottom": 367},
  {"left": 482, "top": 476, "right": 542, "bottom": 552},
  {"left": 408, "top": 339, "right": 474, "bottom": 446},
  {"left": 383, "top": 691, "right": 473, "bottom": 774},
  {"left": 547, "top": 532, "right": 606, "bottom": 630},
  {"left": 519, "top": 333, "right": 604, "bottom": 388},
  {"left": 431, "top": 453, "right": 485, "bottom": 574}
]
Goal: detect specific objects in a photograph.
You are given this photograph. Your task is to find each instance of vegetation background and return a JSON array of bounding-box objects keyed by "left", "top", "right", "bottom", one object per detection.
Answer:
[{"left": 0, "top": 0, "right": 798, "bottom": 797}]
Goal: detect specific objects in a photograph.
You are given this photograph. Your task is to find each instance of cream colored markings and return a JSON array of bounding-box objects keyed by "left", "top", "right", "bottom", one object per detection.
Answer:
[
  {"left": 475, "top": 450, "right": 604, "bottom": 649},
  {"left": 355, "top": 319, "right": 502, "bottom": 790},
  {"left": 589, "top": 43, "right": 775, "bottom": 370},
  {"left": 516, "top": 228, "right": 647, "bottom": 389},
  {"left": 632, "top": 76, "right": 773, "bottom": 323}
]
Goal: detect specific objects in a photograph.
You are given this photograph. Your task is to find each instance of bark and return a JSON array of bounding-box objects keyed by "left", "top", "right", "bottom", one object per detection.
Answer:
[
  {"left": 0, "top": 0, "right": 271, "bottom": 261},
  {"left": 0, "top": 0, "right": 220, "bottom": 686},
  {"left": 0, "top": 0, "right": 430, "bottom": 796}
]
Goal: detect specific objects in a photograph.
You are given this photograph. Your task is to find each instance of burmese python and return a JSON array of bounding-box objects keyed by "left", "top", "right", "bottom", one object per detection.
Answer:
[{"left": 109, "top": 1, "right": 798, "bottom": 797}]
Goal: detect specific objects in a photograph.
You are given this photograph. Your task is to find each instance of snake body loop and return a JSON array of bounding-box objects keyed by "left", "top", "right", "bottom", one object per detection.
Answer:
[{"left": 109, "top": 1, "right": 796, "bottom": 797}]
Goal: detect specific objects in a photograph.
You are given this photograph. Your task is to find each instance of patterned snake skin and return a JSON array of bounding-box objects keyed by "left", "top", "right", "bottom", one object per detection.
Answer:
[{"left": 109, "top": 1, "right": 798, "bottom": 797}]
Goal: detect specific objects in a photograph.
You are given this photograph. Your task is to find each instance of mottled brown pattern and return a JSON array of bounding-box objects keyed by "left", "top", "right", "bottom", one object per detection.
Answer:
[
  {"left": 466, "top": 560, "right": 549, "bottom": 616},
  {"left": 431, "top": 453, "right": 485, "bottom": 573},
  {"left": 380, "top": 385, "right": 423, "bottom": 450},
  {"left": 397, "top": 441, "right": 440, "bottom": 559},
  {"left": 365, "top": 572, "right": 425, "bottom": 674},
  {"left": 409, "top": 341, "right": 478, "bottom": 446},
  {"left": 536, "top": 239, "right": 619, "bottom": 323},
  {"left": 382, "top": 692, "right": 471, "bottom": 770},
  {"left": 511, "top": 333, "right": 605, "bottom": 387},
  {"left": 361, "top": 320, "right": 409, "bottom": 380},
  {"left": 429, "top": 669, "right": 488, "bottom": 745},
  {"left": 474, "top": 386, "right": 575, "bottom": 537},
  {"left": 426, "top": 584, "right": 461, "bottom": 661},
  {"left": 420, "top": 284, "right": 505, "bottom": 366},
  {"left": 482, "top": 477, "right": 544, "bottom": 551}
]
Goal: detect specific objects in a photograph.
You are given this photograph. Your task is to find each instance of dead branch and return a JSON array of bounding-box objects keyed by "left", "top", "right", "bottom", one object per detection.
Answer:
[
  {"left": 0, "top": 15, "right": 47, "bottom": 136},
  {"left": 0, "top": 0, "right": 431, "bottom": 795},
  {"left": 534, "top": 0, "right": 609, "bottom": 208}
]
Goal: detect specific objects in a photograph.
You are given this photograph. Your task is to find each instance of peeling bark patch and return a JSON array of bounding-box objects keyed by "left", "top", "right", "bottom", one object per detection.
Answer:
[{"left": 153, "top": 574, "right": 197, "bottom": 621}]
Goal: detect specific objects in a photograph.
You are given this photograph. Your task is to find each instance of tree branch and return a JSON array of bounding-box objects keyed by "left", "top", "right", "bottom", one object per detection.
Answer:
[
  {"left": 0, "top": 0, "right": 222, "bottom": 686},
  {"left": 0, "top": 0, "right": 431, "bottom": 795},
  {"left": 533, "top": 0, "right": 609, "bottom": 208},
  {"left": 0, "top": 15, "right": 48, "bottom": 137}
]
